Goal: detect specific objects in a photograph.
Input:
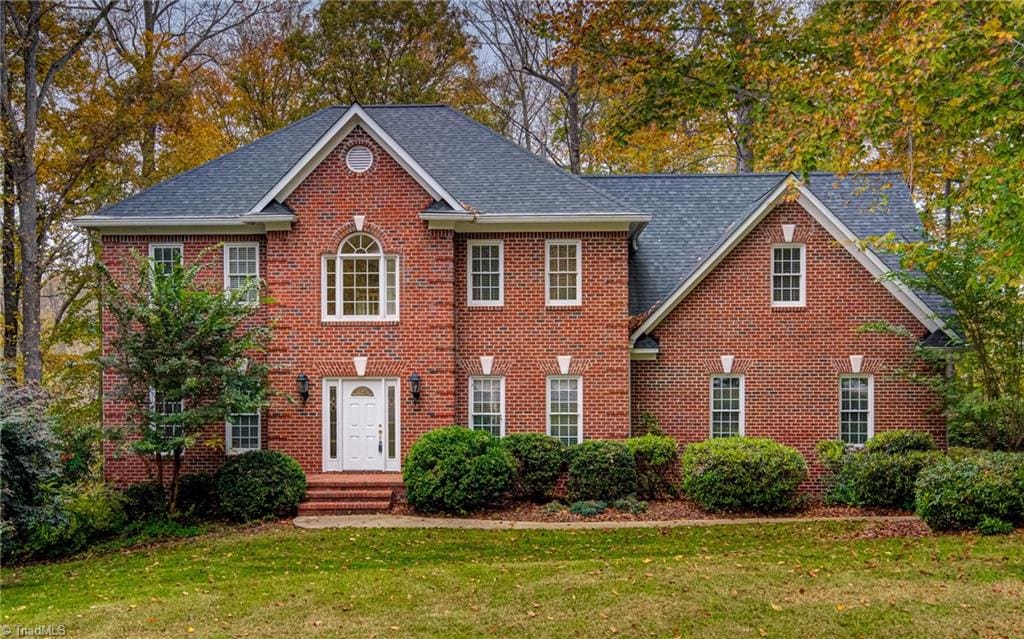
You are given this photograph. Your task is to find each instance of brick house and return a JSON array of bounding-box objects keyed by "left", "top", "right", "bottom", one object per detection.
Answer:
[{"left": 76, "top": 104, "right": 952, "bottom": 506}]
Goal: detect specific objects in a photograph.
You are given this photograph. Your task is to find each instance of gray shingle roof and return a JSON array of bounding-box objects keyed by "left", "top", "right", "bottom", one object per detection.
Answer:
[
  {"left": 91, "top": 105, "right": 634, "bottom": 219},
  {"left": 583, "top": 172, "right": 947, "bottom": 318}
]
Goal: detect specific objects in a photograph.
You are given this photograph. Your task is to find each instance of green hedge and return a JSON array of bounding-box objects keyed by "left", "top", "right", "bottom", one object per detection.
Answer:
[
  {"left": 682, "top": 437, "right": 807, "bottom": 513},
  {"left": 501, "top": 433, "right": 566, "bottom": 502},
  {"left": 567, "top": 440, "right": 638, "bottom": 502},
  {"left": 404, "top": 426, "right": 515, "bottom": 514},
  {"left": 914, "top": 451, "right": 1024, "bottom": 531},
  {"left": 23, "top": 484, "right": 127, "bottom": 560},
  {"left": 121, "top": 481, "right": 167, "bottom": 521},
  {"left": 818, "top": 433, "right": 942, "bottom": 510},
  {"left": 216, "top": 450, "right": 307, "bottom": 522},
  {"left": 625, "top": 435, "right": 679, "bottom": 499}
]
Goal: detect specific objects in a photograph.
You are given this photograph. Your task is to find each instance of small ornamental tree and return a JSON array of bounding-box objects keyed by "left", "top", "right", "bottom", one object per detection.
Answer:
[{"left": 102, "top": 250, "right": 270, "bottom": 514}]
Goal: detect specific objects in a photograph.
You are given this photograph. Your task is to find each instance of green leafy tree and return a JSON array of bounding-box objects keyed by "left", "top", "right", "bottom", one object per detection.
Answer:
[
  {"left": 295, "top": 0, "right": 476, "bottom": 106},
  {"left": 102, "top": 251, "right": 270, "bottom": 513}
]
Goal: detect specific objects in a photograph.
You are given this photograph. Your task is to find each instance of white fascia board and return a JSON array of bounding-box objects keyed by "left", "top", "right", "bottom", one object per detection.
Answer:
[
  {"left": 469, "top": 213, "right": 651, "bottom": 224},
  {"left": 247, "top": 104, "right": 464, "bottom": 214},
  {"left": 628, "top": 176, "right": 794, "bottom": 343},
  {"left": 72, "top": 215, "right": 293, "bottom": 235},
  {"left": 629, "top": 175, "right": 948, "bottom": 346}
]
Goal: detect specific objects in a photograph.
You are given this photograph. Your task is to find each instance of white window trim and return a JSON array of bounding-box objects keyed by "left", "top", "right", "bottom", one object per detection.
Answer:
[
  {"left": 771, "top": 242, "right": 806, "bottom": 308},
  {"left": 839, "top": 374, "right": 875, "bottom": 446},
  {"left": 709, "top": 374, "right": 745, "bottom": 437},
  {"left": 225, "top": 412, "right": 261, "bottom": 455},
  {"left": 149, "top": 388, "right": 184, "bottom": 458},
  {"left": 223, "top": 242, "right": 260, "bottom": 305},
  {"left": 148, "top": 242, "right": 183, "bottom": 262},
  {"left": 468, "top": 376, "right": 505, "bottom": 437},
  {"left": 546, "top": 375, "right": 583, "bottom": 444},
  {"left": 466, "top": 240, "right": 504, "bottom": 307},
  {"left": 320, "top": 253, "right": 400, "bottom": 322},
  {"left": 545, "top": 239, "right": 582, "bottom": 307}
]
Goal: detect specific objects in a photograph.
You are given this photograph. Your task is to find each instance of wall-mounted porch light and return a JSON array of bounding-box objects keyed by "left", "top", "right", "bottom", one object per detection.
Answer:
[
  {"left": 297, "top": 373, "right": 310, "bottom": 402},
  {"left": 409, "top": 373, "right": 422, "bottom": 403}
]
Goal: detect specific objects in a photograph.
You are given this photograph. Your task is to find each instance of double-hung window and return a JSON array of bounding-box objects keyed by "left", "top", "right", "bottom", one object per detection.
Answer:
[
  {"left": 710, "top": 375, "right": 744, "bottom": 437},
  {"left": 547, "top": 376, "right": 582, "bottom": 445},
  {"left": 469, "top": 377, "right": 504, "bottom": 437},
  {"left": 467, "top": 240, "right": 503, "bottom": 306},
  {"left": 226, "top": 413, "right": 261, "bottom": 453},
  {"left": 224, "top": 243, "right": 259, "bottom": 304},
  {"left": 149, "top": 243, "right": 182, "bottom": 277},
  {"left": 839, "top": 375, "right": 873, "bottom": 445},
  {"left": 323, "top": 233, "right": 398, "bottom": 321},
  {"left": 771, "top": 244, "right": 805, "bottom": 306},
  {"left": 150, "top": 390, "right": 184, "bottom": 454},
  {"left": 546, "top": 240, "right": 581, "bottom": 306}
]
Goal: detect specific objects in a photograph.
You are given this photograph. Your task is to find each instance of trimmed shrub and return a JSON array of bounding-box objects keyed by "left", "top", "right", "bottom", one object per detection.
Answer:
[
  {"left": 625, "top": 434, "right": 679, "bottom": 499},
  {"left": 569, "top": 500, "right": 607, "bottom": 516},
  {"left": 914, "top": 452, "right": 1024, "bottom": 531},
  {"left": 977, "top": 516, "right": 1015, "bottom": 536},
  {"left": 403, "top": 426, "right": 515, "bottom": 514},
  {"left": 682, "top": 437, "right": 808, "bottom": 513},
  {"left": 501, "top": 433, "right": 566, "bottom": 502},
  {"left": 176, "top": 473, "right": 219, "bottom": 519},
  {"left": 541, "top": 501, "right": 564, "bottom": 514},
  {"left": 122, "top": 481, "right": 167, "bottom": 521},
  {"left": 864, "top": 430, "right": 937, "bottom": 455},
  {"left": 217, "top": 450, "right": 307, "bottom": 522},
  {"left": 566, "top": 440, "right": 638, "bottom": 502},
  {"left": 818, "top": 440, "right": 941, "bottom": 510},
  {"left": 612, "top": 496, "right": 649, "bottom": 514}
]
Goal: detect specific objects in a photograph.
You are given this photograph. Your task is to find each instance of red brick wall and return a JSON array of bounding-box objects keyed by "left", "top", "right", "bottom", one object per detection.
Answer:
[
  {"left": 453, "top": 233, "right": 632, "bottom": 439},
  {"left": 101, "top": 234, "right": 268, "bottom": 484},
  {"left": 630, "top": 201, "right": 945, "bottom": 489}
]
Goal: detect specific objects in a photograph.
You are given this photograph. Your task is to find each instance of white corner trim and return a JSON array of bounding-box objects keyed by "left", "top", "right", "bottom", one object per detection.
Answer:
[
  {"left": 557, "top": 355, "right": 572, "bottom": 375},
  {"left": 247, "top": 104, "right": 464, "bottom": 215},
  {"left": 849, "top": 354, "right": 864, "bottom": 374},
  {"left": 630, "top": 175, "right": 947, "bottom": 345},
  {"left": 353, "top": 356, "right": 368, "bottom": 377},
  {"left": 720, "top": 355, "right": 735, "bottom": 374},
  {"left": 480, "top": 355, "right": 494, "bottom": 376},
  {"left": 353, "top": 215, "right": 365, "bottom": 231},
  {"left": 782, "top": 224, "right": 796, "bottom": 242}
]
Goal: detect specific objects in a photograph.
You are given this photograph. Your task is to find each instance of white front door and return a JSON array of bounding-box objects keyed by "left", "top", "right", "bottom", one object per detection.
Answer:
[
  {"left": 342, "top": 380, "right": 384, "bottom": 471},
  {"left": 323, "top": 378, "right": 400, "bottom": 472}
]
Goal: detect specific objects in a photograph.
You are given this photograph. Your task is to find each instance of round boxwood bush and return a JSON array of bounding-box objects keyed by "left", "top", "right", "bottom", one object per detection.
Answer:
[
  {"left": 864, "top": 430, "right": 937, "bottom": 455},
  {"left": 216, "top": 450, "right": 306, "bottom": 522},
  {"left": 566, "top": 440, "right": 638, "bottom": 502},
  {"left": 175, "top": 472, "right": 219, "bottom": 519},
  {"left": 403, "top": 426, "right": 515, "bottom": 514},
  {"left": 121, "top": 481, "right": 167, "bottom": 521},
  {"left": 914, "top": 452, "right": 1024, "bottom": 531},
  {"left": 501, "top": 433, "right": 566, "bottom": 502},
  {"left": 625, "top": 434, "right": 679, "bottom": 499},
  {"left": 682, "top": 437, "right": 808, "bottom": 513},
  {"left": 817, "top": 439, "right": 941, "bottom": 510}
]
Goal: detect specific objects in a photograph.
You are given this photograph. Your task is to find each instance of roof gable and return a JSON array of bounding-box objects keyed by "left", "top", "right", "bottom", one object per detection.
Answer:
[{"left": 597, "top": 174, "right": 948, "bottom": 344}]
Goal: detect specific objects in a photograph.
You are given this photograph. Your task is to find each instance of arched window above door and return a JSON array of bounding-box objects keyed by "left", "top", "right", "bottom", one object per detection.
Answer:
[{"left": 323, "top": 233, "right": 399, "bottom": 321}]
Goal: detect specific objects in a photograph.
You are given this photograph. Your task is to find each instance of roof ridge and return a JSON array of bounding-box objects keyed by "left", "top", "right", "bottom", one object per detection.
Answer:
[
  {"left": 438, "top": 106, "right": 637, "bottom": 213},
  {"left": 583, "top": 170, "right": 905, "bottom": 179},
  {"left": 92, "top": 106, "right": 344, "bottom": 217}
]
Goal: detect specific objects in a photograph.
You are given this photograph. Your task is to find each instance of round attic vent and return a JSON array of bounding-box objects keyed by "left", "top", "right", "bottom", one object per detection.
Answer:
[{"left": 345, "top": 145, "right": 373, "bottom": 173}]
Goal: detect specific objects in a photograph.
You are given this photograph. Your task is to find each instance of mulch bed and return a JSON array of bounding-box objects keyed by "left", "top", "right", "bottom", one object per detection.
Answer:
[{"left": 390, "top": 499, "right": 913, "bottom": 524}]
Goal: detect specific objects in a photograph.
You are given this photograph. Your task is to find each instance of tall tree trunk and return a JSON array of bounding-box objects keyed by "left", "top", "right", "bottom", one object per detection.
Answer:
[
  {"left": 2, "top": 160, "right": 19, "bottom": 371},
  {"left": 565, "top": 64, "right": 581, "bottom": 174},
  {"left": 16, "top": 160, "right": 42, "bottom": 384},
  {"left": 734, "top": 92, "right": 754, "bottom": 172}
]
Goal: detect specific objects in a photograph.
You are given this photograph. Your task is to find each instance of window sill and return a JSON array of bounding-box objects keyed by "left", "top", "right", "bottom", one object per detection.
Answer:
[
  {"left": 770, "top": 304, "right": 807, "bottom": 312},
  {"left": 321, "top": 318, "right": 400, "bottom": 326},
  {"left": 465, "top": 304, "right": 504, "bottom": 311},
  {"left": 545, "top": 303, "right": 582, "bottom": 310},
  {"left": 226, "top": 448, "right": 259, "bottom": 456}
]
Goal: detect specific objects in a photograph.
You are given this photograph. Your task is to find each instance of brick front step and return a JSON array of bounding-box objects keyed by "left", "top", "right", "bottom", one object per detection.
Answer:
[
  {"left": 305, "top": 488, "right": 394, "bottom": 501},
  {"left": 299, "top": 473, "right": 404, "bottom": 515},
  {"left": 297, "top": 500, "right": 393, "bottom": 515}
]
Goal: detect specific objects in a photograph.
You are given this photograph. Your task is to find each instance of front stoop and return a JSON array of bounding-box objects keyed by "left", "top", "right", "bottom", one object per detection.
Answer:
[{"left": 298, "top": 473, "right": 405, "bottom": 516}]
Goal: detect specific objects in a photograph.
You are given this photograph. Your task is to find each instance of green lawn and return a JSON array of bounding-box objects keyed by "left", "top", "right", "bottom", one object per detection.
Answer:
[{"left": 2, "top": 521, "right": 1022, "bottom": 638}]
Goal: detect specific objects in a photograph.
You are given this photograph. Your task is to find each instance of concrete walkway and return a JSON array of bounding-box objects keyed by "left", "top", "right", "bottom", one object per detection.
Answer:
[{"left": 292, "top": 513, "right": 919, "bottom": 530}]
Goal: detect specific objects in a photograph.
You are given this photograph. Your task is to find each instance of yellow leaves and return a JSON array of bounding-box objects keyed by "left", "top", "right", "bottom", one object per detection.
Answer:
[{"left": 770, "top": 602, "right": 783, "bottom": 611}]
